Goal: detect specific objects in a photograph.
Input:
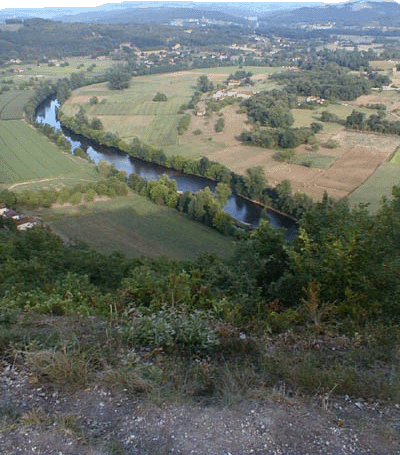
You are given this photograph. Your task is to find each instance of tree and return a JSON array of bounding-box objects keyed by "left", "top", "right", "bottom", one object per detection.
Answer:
[
  {"left": 197, "top": 75, "right": 214, "bottom": 93},
  {"left": 245, "top": 166, "right": 267, "bottom": 200},
  {"left": 214, "top": 117, "right": 225, "bottom": 133},
  {"left": 214, "top": 182, "right": 231, "bottom": 207},
  {"left": 107, "top": 65, "right": 130, "bottom": 90},
  {"left": 346, "top": 110, "right": 366, "bottom": 129},
  {"left": 311, "top": 122, "right": 323, "bottom": 133}
]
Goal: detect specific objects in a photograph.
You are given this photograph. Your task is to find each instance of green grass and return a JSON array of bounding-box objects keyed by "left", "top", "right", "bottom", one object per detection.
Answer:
[
  {"left": 44, "top": 193, "right": 233, "bottom": 260},
  {"left": 348, "top": 162, "right": 400, "bottom": 212},
  {"left": 291, "top": 153, "right": 337, "bottom": 169},
  {"left": 389, "top": 146, "right": 400, "bottom": 164},
  {"left": 0, "top": 120, "right": 98, "bottom": 185},
  {"left": 0, "top": 89, "right": 34, "bottom": 120}
]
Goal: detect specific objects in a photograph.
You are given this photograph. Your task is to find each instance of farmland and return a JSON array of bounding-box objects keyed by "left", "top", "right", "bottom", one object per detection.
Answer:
[
  {"left": 0, "top": 120, "right": 98, "bottom": 188},
  {"left": 0, "top": 89, "right": 34, "bottom": 120},
  {"left": 43, "top": 193, "right": 233, "bottom": 260},
  {"left": 63, "top": 67, "right": 400, "bottom": 204},
  {"left": 61, "top": 66, "right": 281, "bottom": 149}
]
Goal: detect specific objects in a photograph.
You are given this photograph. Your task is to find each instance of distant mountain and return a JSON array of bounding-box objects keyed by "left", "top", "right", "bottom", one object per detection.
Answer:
[
  {"left": 57, "top": 6, "right": 247, "bottom": 26},
  {"left": 0, "top": 2, "right": 322, "bottom": 25},
  {"left": 259, "top": 0, "right": 400, "bottom": 27}
]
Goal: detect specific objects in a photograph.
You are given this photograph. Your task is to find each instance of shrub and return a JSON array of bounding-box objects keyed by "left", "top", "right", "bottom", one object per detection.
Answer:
[
  {"left": 125, "top": 309, "right": 220, "bottom": 354},
  {"left": 153, "top": 92, "right": 168, "bottom": 102},
  {"left": 323, "top": 139, "right": 340, "bottom": 149},
  {"left": 89, "top": 96, "right": 99, "bottom": 105}
]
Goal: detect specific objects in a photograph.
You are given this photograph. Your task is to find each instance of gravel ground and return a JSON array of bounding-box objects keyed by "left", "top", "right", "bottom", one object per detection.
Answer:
[{"left": 1, "top": 363, "right": 399, "bottom": 455}]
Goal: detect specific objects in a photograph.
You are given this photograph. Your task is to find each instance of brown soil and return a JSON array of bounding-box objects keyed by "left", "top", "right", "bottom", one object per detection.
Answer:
[
  {"left": 1, "top": 363, "right": 399, "bottom": 454},
  {"left": 195, "top": 105, "right": 400, "bottom": 201}
]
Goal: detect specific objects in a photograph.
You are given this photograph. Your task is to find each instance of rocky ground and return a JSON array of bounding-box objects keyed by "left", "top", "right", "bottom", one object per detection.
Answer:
[{"left": 1, "top": 362, "right": 399, "bottom": 455}]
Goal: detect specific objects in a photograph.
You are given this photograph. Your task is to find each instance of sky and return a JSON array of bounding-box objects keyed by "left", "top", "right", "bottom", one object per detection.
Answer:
[{"left": 1, "top": 0, "right": 360, "bottom": 10}]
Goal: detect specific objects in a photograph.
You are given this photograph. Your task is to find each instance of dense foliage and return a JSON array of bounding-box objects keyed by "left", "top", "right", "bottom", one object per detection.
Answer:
[
  {"left": 270, "top": 64, "right": 389, "bottom": 101},
  {"left": 2, "top": 189, "right": 400, "bottom": 328}
]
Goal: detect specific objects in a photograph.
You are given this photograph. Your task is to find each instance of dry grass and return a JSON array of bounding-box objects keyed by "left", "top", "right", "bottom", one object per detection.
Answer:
[{"left": 25, "top": 348, "right": 90, "bottom": 388}]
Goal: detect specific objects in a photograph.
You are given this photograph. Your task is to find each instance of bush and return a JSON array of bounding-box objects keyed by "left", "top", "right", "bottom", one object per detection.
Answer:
[
  {"left": 177, "top": 114, "right": 191, "bottom": 135},
  {"left": 323, "top": 139, "right": 340, "bottom": 149},
  {"left": 125, "top": 309, "right": 220, "bottom": 354},
  {"left": 275, "top": 149, "right": 296, "bottom": 163},
  {"left": 89, "top": 96, "right": 99, "bottom": 105},
  {"left": 153, "top": 92, "right": 168, "bottom": 102}
]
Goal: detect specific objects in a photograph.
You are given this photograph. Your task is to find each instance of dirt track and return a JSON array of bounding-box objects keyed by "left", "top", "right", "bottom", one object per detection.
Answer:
[{"left": 1, "top": 364, "right": 399, "bottom": 454}]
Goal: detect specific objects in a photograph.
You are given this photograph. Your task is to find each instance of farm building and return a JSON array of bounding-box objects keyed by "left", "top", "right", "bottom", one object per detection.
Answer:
[{"left": 16, "top": 217, "right": 40, "bottom": 231}]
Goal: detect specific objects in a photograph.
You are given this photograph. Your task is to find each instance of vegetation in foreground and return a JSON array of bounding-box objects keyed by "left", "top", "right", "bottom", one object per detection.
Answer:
[{"left": 1, "top": 188, "right": 400, "bottom": 406}]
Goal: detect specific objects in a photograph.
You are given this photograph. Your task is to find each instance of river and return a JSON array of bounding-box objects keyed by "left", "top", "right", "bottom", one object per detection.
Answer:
[{"left": 36, "top": 99, "right": 297, "bottom": 239}]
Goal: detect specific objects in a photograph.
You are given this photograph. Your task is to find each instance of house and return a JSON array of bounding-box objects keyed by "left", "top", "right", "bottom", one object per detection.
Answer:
[
  {"left": 213, "top": 90, "right": 225, "bottom": 100},
  {"left": 16, "top": 217, "right": 40, "bottom": 231},
  {"left": 306, "top": 96, "right": 326, "bottom": 104},
  {"left": 196, "top": 108, "right": 206, "bottom": 117},
  {"left": 236, "top": 90, "right": 255, "bottom": 99},
  {"left": 0, "top": 203, "right": 7, "bottom": 216},
  {"left": 4, "top": 209, "right": 20, "bottom": 220}
]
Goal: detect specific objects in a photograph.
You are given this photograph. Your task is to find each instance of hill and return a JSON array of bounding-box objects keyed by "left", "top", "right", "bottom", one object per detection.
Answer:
[{"left": 259, "top": 0, "right": 400, "bottom": 27}]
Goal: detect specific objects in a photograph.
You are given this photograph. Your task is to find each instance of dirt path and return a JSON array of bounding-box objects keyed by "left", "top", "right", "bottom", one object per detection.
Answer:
[
  {"left": 8, "top": 177, "right": 97, "bottom": 190},
  {"left": 1, "top": 364, "right": 399, "bottom": 454}
]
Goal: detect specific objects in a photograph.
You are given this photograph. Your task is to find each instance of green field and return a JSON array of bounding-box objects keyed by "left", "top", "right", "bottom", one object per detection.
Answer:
[
  {"left": 389, "top": 146, "right": 400, "bottom": 164},
  {"left": 291, "top": 153, "right": 337, "bottom": 169},
  {"left": 62, "top": 66, "right": 286, "bottom": 149},
  {"left": 2, "top": 56, "right": 115, "bottom": 82},
  {"left": 0, "top": 89, "right": 34, "bottom": 120},
  {"left": 291, "top": 104, "right": 377, "bottom": 131},
  {"left": 0, "top": 120, "right": 98, "bottom": 186},
  {"left": 44, "top": 194, "right": 233, "bottom": 260},
  {"left": 348, "top": 162, "right": 400, "bottom": 212}
]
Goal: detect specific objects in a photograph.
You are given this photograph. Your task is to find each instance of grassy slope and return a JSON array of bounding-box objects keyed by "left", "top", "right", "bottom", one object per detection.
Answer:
[
  {"left": 0, "top": 120, "right": 98, "bottom": 187},
  {"left": 0, "top": 90, "right": 34, "bottom": 120},
  {"left": 44, "top": 194, "right": 233, "bottom": 260}
]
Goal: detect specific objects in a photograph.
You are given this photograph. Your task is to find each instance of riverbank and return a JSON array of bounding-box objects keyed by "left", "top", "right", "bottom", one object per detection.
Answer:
[{"left": 37, "top": 98, "right": 298, "bottom": 234}]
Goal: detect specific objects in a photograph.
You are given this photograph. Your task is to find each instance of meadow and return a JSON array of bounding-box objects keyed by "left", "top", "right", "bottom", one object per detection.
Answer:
[
  {"left": 2, "top": 56, "right": 115, "bottom": 81},
  {"left": 0, "top": 120, "right": 98, "bottom": 188},
  {"left": 43, "top": 193, "right": 233, "bottom": 260}
]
